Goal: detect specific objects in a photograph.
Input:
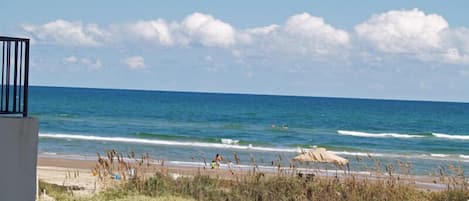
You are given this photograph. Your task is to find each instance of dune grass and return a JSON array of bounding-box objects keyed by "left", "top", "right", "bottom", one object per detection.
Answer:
[
  {"left": 39, "top": 173, "right": 468, "bottom": 201},
  {"left": 38, "top": 180, "right": 194, "bottom": 201},
  {"left": 39, "top": 150, "right": 469, "bottom": 201}
]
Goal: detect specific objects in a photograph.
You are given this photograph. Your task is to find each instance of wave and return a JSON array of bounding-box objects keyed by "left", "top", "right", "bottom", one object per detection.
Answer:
[
  {"left": 460, "top": 155, "right": 469, "bottom": 159},
  {"left": 221, "top": 138, "right": 239, "bottom": 145},
  {"left": 430, "top": 153, "right": 449, "bottom": 158},
  {"left": 134, "top": 132, "right": 246, "bottom": 145},
  {"left": 432, "top": 133, "right": 469, "bottom": 140},
  {"left": 133, "top": 132, "right": 217, "bottom": 143},
  {"left": 337, "top": 130, "right": 426, "bottom": 139},
  {"left": 330, "top": 151, "right": 384, "bottom": 157},
  {"left": 38, "top": 133, "right": 469, "bottom": 163},
  {"left": 39, "top": 133, "right": 299, "bottom": 153}
]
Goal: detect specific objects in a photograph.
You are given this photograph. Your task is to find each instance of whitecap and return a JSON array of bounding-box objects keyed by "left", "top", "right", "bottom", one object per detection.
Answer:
[
  {"left": 459, "top": 154, "right": 469, "bottom": 159},
  {"left": 337, "top": 130, "right": 425, "bottom": 139},
  {"left": 39, "top": 133, "right": 300, "bottom": 153},
  {"left": 220, "top": 138, "right": 239, "bottom": 145},
  {"left": 430, "top": 153, "right": 449, "bottom": 158},
  {"left": 432, "top": 133, "right": 469, "bottom": 140}
]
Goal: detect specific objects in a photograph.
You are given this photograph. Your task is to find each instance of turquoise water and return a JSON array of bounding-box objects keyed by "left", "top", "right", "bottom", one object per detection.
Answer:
[{"left": 31, "top": 86, "right": 469, "bottom": 174}]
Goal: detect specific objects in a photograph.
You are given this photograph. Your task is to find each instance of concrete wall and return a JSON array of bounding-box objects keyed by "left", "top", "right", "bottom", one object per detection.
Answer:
[{"left": 0, "top": 117, "right": 39, "bottom": 201}]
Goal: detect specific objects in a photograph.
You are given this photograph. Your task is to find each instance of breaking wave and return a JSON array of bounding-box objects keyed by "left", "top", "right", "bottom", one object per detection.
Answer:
[
  {"left": 39, "top": 133, "right": 299, "bottom": 153},
  {"left": 337, "top": 130, "right": 426, "bottom": 139},
  {"left": 39, "top": 133, "right": 469, "bottom": 163},
  {"left": 432, "top": 133, "right": 469, "bottom": 140},
  {"left": 220, "top": 138, "right": 239, "bottom": 145}
]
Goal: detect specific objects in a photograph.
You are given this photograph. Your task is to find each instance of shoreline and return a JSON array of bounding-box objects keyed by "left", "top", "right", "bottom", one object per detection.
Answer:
[
  {"left": 38, "top": 133, "right": 469, "bottom": 164},
  {"left": 37, "top": 155, "right": 453, "bottom": 192}
]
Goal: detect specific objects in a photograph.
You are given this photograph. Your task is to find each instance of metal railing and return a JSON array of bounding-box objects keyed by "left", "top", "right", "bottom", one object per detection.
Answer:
[{"left": 0, "top": 36, "right": 30, "bottom": 117}]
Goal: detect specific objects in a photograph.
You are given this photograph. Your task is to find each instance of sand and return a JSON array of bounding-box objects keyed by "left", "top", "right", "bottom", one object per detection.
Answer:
[{"left": 37, "top": 156, "right": 451, "bottom": 198}]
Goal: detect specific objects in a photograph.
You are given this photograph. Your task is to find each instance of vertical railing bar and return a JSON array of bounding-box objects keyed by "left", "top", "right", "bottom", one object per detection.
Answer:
[
  {"left": 0, "top": 38, "right": 30, "bottom": 116},
  {"left": 19, "top": 41, "right": 23, "bottom": 113},
  {"left": 5, "top": 41, "right": 10, "bottom": 111},
  {"left": 23, "top": 40, "right": 29, "bottom": 117},
  {"left": 13, "top": 41, "right": 18, "bottom": 112},
  {"left": 1, "top": 41, "right": 4, "bottom": 111}
]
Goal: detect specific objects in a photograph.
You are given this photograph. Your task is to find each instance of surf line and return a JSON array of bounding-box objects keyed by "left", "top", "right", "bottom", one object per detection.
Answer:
[{"left": 39, "top": 133, "right": 301, "bottom": 153}]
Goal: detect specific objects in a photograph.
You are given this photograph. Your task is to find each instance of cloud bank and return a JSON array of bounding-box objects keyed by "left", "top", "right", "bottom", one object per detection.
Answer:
[{"left": 22, "top": 9, "right": 469, "bottom": 65}]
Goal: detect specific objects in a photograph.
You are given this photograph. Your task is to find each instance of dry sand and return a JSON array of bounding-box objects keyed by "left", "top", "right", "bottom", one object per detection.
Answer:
[{"left": 37, "top": 156, "right": 450, "bottom": 197}]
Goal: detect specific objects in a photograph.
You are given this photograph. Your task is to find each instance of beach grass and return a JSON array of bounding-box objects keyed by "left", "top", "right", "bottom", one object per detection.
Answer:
[
  {"left": 39, "top": 173, "right": 468, "bottom": 201},
  {"left": 38, "top": 150, "right": 469, "bottom": 201},
  {"left": 38, "top": 180, "right": 195, "bottom": 201}
]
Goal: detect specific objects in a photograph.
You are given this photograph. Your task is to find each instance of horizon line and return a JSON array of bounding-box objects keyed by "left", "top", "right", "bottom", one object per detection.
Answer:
[{"left": 29, "top": 84, "right": 469, "bottom": 104}]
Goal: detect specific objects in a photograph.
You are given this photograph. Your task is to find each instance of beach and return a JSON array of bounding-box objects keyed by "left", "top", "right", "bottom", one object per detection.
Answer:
[
  {"left": 31, "top": 86, "right": 469, "bottom": 200},
  {"left": 37, "top": 155, "right": 454, "bottom": 196}
]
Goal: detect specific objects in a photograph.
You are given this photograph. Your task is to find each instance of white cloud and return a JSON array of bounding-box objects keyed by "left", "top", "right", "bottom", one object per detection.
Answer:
[
  {"left": 180, "top": 12, "right": 236, "bottom": 48},
  {"left": 284, "top": 13, "right": 349, "bottom": 47},
  {"left": 356, "top": 8, "right": 469, "bottom": 65},
  {"left": 122, "top": 56, "right": 146, "bottom": 70},
  {"left": 121, "top": 13, "right": 235, "bottom": 48},
  {"left": 62, "top": 56, "right": 102, "bottom": 70},
  {"left": 246, "top": 24, "right": 279, "bottom": 35},
  {"left": 22, "top": 11, "right": 469, "bottom": 66},
  {"left": 128, "top": 19, "right": 173, "bottom": 46},
  {"left": 23, "top": 19, "right": 109, "bottom": 47},
  {"left": 236, "top": 13, "right": 350, "bottom": 60},
  {"left": 443, "top": 48, "right": 469, "bottom": 64},
  {"left": 21, "top": 12, "right": 347, "bottom": 56},
  {"left": 356, "top": 9, "right": 448, "bottom": 53}
]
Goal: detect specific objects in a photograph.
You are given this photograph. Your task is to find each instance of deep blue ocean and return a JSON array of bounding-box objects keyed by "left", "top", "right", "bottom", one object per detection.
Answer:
[{"left": 31, "top": 86, "right": 469, "bottom": 174}]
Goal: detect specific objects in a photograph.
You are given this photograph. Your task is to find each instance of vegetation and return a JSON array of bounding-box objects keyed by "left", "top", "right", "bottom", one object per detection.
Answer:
[
  {"left": 38, "top": 180, "right": 194, "bottom": 201},
  {"left": 39, "top": 150, "right": 469, "bottom": 201}
]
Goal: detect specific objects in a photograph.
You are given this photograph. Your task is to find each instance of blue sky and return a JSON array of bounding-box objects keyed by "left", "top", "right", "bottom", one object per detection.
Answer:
[{"left": 2, "top": 0, "right": 469, "bottom": 102}]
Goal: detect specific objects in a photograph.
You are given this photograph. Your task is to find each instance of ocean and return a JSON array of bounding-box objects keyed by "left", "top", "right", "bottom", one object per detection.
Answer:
[{"left": 32, "top": 86, "right": 469, "bottom": 174}]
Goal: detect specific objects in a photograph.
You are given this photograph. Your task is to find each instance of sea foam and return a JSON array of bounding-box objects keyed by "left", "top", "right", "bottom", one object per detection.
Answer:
[
  {"left": 39, "top": 133, "right": 300, "bottom": 153},
  {"left": 430, "top": 153, "right": 449, "bottom": 158},
  {"left": 39, "top": 133, "right": 469, "bottom": 163},
  {"left": 220, "top": 138, "right": 239, "bottom": 145},
  {"left": 432, "top": 133, "right": 469, "bottom": 140},
  {"left": 337, "top": 130, "right": 425, "bottom": 138}
]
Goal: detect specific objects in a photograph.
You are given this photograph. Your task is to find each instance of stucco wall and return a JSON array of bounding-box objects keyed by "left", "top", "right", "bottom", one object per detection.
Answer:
[{"left": 0, "top": 117, "right": 39, "bottom": 201}]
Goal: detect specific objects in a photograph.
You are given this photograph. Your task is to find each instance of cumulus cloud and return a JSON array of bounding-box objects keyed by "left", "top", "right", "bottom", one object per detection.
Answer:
[
  {"left": 356, "top": 9, "right": 448, "bottom": 53},
  {"left": 21, "top": 12, "right": 348, "bottom": 57},
  {"left": 282, "top": 13, "right": 350, "bottom": 55},
  {"left": 121, "top": 13, "right": 235, "bottom": 48},
  {"left": 236, "top": 13, "right": 350, "bottom": 60},
  {"left": 122, "top": 56, "right": 146, "bottom": 70},
  {"left": 127, "top": 19, "right": 173, "bottom": 46},
  {"left": 22, "top": 10, "right": 469, "bottom": 66},
  {"left": 356, "top": 8, "right": 469, "bottom": 65},
  {"left": 285, "top": 13, "right": 349, "bottom": 46},
  {"left": 180, "top": 12, "right": 236, "bottom": 47},
  {"left": 23, "top": 19, "right": 110, "bottom": 47},
  {"left": 62, "top": 56, "right": 102, "bottom": 70}
]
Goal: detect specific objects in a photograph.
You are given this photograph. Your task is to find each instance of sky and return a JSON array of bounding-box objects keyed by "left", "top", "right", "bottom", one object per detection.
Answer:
[{"left": 1, "top": 0, "right": 469, "bottom": 102}]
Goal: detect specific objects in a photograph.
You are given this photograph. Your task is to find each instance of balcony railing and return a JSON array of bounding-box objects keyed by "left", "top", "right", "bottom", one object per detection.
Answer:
[{"left": 0, "top": 36, "right": 30, "bottom": 117}]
